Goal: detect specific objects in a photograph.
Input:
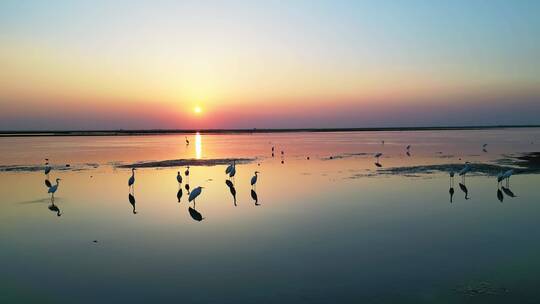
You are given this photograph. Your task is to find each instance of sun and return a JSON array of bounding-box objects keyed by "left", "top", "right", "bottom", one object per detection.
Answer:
[{"left": 193, "top": 106, "right": 202, "bottom": 114}]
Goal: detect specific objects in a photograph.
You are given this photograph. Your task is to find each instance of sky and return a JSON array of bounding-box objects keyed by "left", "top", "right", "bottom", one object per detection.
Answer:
[{"left": 1, "top": 0, "right": 539, "bottom": 130}]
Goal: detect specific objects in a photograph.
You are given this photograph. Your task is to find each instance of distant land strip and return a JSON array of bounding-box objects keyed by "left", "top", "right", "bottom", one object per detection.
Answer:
[{"left": 1, "top": 125, "right": 539, "bottom": 137}]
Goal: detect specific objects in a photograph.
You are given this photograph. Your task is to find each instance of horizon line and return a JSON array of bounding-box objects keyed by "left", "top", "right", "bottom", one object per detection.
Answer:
[{"left": 1, "top": 124, "right": 539, "bottom": 137}]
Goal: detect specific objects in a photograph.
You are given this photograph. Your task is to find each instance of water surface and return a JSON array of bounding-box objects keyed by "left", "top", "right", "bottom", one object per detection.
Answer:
[{"left": 1, "top": 129, "right": 540, "bottom": 303}]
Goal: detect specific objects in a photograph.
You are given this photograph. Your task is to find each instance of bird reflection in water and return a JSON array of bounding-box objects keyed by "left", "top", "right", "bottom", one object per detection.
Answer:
[
  {"left": 501, "top": 186, "right": 517, "bottom": 198},
  {"left": 251, "top": 189, "right": 260, "bottom": 206},
  {"left": 176, "top": 188, "right": 183, "bottom": 203},
  {"left": 449, "top": 171, "right": 455, "bottom": 203},
  {"left": 497, "top": 188, "right": 504, "bottom": 202},
  {"left": 225, "top": 180, "right": 237, "bottom": 206},
  {"left": 188, "top": 206, "right": 204, "bottom": 221},
  {"left": 458, "top": 182, "right": 469, "bottom": 200},
  {"left": 186, "top": 186, "right": 205, "bottom": 221},
  {"left": 48, "top": 201, "right": 61, "bottom": 217},
  {"left": 185, "top": 183, "right": 190, "bottom": 194},
  {"left": 128, "top": 193, "right": 137, "bottom": 214}
]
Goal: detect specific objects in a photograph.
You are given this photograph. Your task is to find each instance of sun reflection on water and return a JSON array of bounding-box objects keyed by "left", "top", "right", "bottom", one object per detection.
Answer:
[{"left": 195, "top": 132, "right": 202, "bottom": 159}]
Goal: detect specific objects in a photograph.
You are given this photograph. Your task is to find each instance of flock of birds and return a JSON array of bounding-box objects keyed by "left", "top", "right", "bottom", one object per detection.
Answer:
[
  {"left": 43, "top": 155, "right": 261, "bottom": 220},
  {"left": 446, "top": 161, "right": 516, "bottom": 203},
  {"left": 41, "top": 139, "right": 522, "bottom": 217}
]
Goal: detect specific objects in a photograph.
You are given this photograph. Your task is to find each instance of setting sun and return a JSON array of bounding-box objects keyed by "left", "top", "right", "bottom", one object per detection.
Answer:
[{"left": 194, "top": 106, "right": 202, "bottom": 114}]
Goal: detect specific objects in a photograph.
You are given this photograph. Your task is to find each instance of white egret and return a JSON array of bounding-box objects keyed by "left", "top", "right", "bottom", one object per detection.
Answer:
[
  {"left": 128, "top": 168, "right": 136, "bottom": 189},
  {"left": 176, "top": 171, "right": 183, "bottom": 184},
  {"left": 251, "top": 171, "right": 259, "bottom": 187},
  {"left": 188, "top": 186, "right": 204, "bottom": 203},
  {"left": 48, "top": 178, "right": 61, "bottom": 198}
]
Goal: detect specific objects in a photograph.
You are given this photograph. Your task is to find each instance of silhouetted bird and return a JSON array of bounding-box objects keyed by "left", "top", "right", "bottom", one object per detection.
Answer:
[
  {"left": 449, "top": 187, "right": 455, "bottom": 203},
  {"left": 128, "top": 168, "right": 136, "bottom": 189},
  {"left": 45, "top": 179, "right": 52, "bottom": 188},
  {"left": 188, "top": 186, "right": 203, "bottom": 203},
  {"left": 185, "top": 183, "right": 190, "bottom": 194},
  {"left": 251, "top": 171, "right": 259, "bottom": 188},
  {"left": 48, "top": 178, "right": 62, "bottom": 199}
]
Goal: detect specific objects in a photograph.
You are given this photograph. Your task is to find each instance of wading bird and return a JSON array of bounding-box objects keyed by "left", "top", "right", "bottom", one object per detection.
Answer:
[
  {"left": 225, "top": 161, "right": 235, "bottom": 175},
  {"left": 458, "top": 163, "right": 472, "bottom": 182},
  {"left": 48, "top": 178, "right": 62, "bottom": 199},
  {"left": 188, "top": 186, "right": 203, "bottom": 204},
  {"left": 185, "top": 137, "right": 190, "bottom": 145},
  {"left": 501, "top": 169, "right": 514, "bottom": 186},
  {"left": 185, "top": 166, "right": 190, "bottom": 177},
  {"left": 44, "top": 159, "right": 51, "bottom": 175},
  {"left": 128, "top": 168, "right": 136, "bottom": 190},
  {"left": 251, "top": 171, "right": 259, "bottom": 188}
]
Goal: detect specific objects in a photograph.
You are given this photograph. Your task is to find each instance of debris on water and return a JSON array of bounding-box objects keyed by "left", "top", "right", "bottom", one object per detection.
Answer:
[{"left": 93, "top": 240, "right": 98, "bottom": 243}]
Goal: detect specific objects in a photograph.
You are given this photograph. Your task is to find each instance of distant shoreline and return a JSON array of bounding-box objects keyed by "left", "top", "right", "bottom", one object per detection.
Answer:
[{"left": 0, "top": 125, "right": 539, "bottom": 137}]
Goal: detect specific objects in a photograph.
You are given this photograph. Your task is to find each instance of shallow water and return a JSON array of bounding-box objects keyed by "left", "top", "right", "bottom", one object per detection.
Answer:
[{"left": 1, "top": 129, "right": 540, "bottom": 303}]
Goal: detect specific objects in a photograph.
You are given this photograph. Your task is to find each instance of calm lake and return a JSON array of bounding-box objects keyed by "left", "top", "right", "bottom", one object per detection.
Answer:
[{"left": 1, "top": 128, "right": 540, "bottom": 303}]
